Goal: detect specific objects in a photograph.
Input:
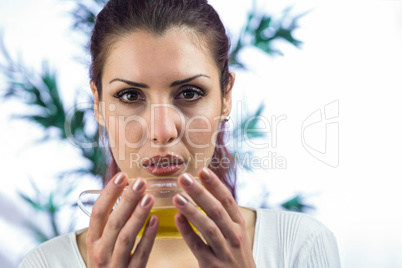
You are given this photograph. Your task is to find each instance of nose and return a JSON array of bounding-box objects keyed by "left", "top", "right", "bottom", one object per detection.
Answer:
[{"left": 150, "top": 104, "right": 181, "bottom": 146}]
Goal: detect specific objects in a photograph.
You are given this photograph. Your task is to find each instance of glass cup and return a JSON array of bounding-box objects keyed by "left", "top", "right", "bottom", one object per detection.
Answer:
[{"left": 77, "top": 176, "right": 200, "bottom": 238}]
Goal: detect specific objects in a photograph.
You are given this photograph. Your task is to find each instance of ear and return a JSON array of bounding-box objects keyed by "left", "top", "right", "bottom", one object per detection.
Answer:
[
  {"left": 91, "top": 81, "right": 106, "bottom": 127},
  {"left": 221, "top": 72, "right": 234, "bottom": 121}
]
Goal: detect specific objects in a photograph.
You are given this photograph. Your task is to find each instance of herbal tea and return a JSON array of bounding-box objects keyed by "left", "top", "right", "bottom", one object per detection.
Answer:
[{"left": 137, "top": 207, "right": 201, "bottom": 238}]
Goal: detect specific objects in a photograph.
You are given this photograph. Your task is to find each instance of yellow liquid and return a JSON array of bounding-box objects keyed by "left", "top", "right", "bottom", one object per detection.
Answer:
[{"left": 137, "top": 207, "right": 200, "bottom": 238}]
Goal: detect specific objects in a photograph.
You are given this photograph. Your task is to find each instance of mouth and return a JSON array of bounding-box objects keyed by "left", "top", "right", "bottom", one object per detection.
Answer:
[{"left": 142, "top": 154, "right": 185, "bottom": 176}]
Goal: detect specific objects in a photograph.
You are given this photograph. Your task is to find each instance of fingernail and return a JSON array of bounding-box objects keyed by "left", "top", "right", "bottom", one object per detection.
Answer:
[
  {"left": 149, "top": 215, "right": 156, "bottom": 227},
  {"left": 201, "top": 168, "right": 210, "bottom": 182},
  {"left": 132, "top": 178, "right": 145, "bottom": 191},
  {"left": 141, "top": 194, "right": 151, "bottom": 207},
  {"left": 176, "top": 194, "right": 188, "bottom": 206},
  {"left": 114, "top": 173, "right": 125, "bottom": 185},
  {"left": 181, "top": 173, "right": 193, "bottom": 186}
]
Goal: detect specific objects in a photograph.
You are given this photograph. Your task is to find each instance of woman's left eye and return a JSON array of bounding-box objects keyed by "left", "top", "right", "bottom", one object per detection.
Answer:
[{"left": 177, "top": 87, "right": 206, "bottom": 101}]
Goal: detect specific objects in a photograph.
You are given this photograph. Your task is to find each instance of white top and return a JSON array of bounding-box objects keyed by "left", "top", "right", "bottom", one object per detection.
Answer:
[{"left": 19, "top": 209, "right": 341, "bottom": 268}]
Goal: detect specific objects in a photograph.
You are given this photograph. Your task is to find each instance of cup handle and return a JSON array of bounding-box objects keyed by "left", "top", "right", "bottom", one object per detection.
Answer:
[{"left": 77, "top": 190, "right": 103, "bottom": 217}]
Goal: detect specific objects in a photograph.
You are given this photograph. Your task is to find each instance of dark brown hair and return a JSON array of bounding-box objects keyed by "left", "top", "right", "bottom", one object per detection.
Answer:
[{"left": 90, "top": 0, "right": 237, "bottom": 199}]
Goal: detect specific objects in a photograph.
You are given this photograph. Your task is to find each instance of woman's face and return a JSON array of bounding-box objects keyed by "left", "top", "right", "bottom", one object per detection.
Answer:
[{"left": 92, "top": 28, "right": 233, "bottom": 178}]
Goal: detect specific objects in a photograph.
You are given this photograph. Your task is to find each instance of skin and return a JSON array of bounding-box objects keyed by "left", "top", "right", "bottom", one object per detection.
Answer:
[{"left": 80, "top": 28, "right": 256, "bottom": 267}]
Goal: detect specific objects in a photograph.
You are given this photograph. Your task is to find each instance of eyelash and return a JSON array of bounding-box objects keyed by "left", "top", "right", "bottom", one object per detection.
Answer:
[
  {"left": 113, "top": 89, "right": 144, "bottom": 104},
  {"left": 177, "top": 86, "right": 207, "bottom": 101},
  {"left": 113, "top": 86, "right": 207, "bottom": 104}
]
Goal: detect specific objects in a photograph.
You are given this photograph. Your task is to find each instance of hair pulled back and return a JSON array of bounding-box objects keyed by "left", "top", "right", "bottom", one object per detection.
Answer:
[{"left": 90, "top": 0, "right": 236, "bottom": 199}]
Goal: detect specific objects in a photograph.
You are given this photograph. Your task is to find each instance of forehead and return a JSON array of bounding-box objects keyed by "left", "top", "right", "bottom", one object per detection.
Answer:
[{"left": 102, "top": 28, "right": 219, "bottom": 85}]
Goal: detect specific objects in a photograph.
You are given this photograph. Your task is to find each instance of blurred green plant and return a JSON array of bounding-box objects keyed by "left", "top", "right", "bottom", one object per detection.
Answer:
[
  {"left": 17, "top": 178, "right": 76, "bottom": 242},
  {"left": 230, "top": 102, "right": 266, "bottom": 171},
  {"left": 280, "top": 194, "right": 315, "bottom": 212},
  {"left": 230, "top": 6, "right": 305, "bottom": 68},
  {"left": 0, "top": 37, "right": 105, "bottom": 174},
  {"left": 0, "top": 36, "right": 105, "bottom": 241},
  {"left": 0, "top": 0, "right": 312, "bottom": 243},
  {"left": 69, "top": 0, "right": 107, "bottom": 37}
]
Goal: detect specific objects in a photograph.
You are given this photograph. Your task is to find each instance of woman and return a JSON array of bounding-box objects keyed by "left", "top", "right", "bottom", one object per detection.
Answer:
[{"left": 20, "top": 0, "right": 341, "bottom": 267}]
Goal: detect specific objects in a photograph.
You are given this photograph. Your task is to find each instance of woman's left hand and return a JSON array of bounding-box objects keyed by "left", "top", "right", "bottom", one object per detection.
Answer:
[{"left": 173, "top": 168, "right": 256, "bottom": 268}]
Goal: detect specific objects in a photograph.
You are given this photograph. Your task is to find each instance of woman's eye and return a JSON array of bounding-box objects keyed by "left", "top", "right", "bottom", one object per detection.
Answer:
[
  {"left": 123, "top": 92, "right": 139, "bottom": 101},
  {"left": 183, "top": 91, "right": 196, "bottom": 99},
  {"left": 177, "top": 87, "right": 206, "bottom": 100},
  {"left": 114, "top": 89, "right": 143, "bottom": 103}
]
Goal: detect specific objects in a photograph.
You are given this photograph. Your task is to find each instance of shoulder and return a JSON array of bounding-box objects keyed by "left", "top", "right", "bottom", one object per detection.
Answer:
[
  {"left": 252, "top": 209, "right": 341, "bottom": 267},
  {"left": 255, "top": 208, "right": 331, "bottom": 235},
  {"left": 19, "top": 230, "right": 86, "bottom": 268}
]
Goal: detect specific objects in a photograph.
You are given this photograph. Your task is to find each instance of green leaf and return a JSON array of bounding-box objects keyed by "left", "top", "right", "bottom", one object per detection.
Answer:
[
  {"left": 18, "top": 192, "right": 43, "bottom": 211},
  {"left": 280, "top": 195, "right": 315, "bottom": 212},
  {"left": 47, "top": 193, "right": 58, "bottom": 214},
  {"left": 232, "top": 6, "right": 306, "bottom": 60}
]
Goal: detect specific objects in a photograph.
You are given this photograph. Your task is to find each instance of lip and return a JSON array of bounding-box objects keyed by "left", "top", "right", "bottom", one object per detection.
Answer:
[{"left": 142, "top": 154, "right": 184, "bottom": 176}]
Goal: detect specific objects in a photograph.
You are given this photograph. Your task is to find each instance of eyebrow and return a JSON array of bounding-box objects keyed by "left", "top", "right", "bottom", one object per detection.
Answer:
[
  {"left": 109, "top": 74, "right": 210, "bottom": 88},
  {"left": 109, "top": 78, "right": 149, "bottom": 88},
  {"left": 169, "top": 74, "right": 210, "bottom": 87}
]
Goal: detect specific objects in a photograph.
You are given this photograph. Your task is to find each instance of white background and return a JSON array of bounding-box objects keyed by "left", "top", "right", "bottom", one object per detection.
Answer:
[{"left": 0, "top": 0, "right": 402, "bottom": 267}]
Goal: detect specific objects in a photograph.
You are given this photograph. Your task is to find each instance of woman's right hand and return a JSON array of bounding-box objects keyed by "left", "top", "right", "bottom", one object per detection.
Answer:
[{"left": 86, "top": 172, "right": 158, "bottom": 267}]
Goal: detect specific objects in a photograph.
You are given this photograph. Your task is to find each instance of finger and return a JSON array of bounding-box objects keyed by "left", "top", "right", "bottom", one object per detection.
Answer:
[
  {"left": 101, "top": 178, "right": 147, "bottom": 255},
  {"left": 174, "top": 213, "right": 211, "bottom": 259},
  {"left": 129, "top": 215, "right": 159, "bottom": 268},
  {"left": 198, "top": 168, "right": 244, "bottom": 224},
  {"left": 88, "top": 172, "right": 128, "bottom": 241},
  {"left": 173, "top": 193, "right": 227, "bottom": 256},
  {"left": 178, "top": 173, "right": 238, "bottom": 240},
  {"left": 113, "top": 193, "right": 155, "bottom": 263}
]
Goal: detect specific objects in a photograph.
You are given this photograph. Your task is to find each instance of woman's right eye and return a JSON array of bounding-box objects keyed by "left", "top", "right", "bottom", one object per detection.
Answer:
[{"left": 114, "top": 89, "right": 144, "bottom": 104}]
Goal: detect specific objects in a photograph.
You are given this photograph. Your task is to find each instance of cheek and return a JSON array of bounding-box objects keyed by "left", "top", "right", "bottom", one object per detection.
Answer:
[
  {"left": 104, "top": 113, "right": 147, "bottom": 149},
  {"left": 103, "top": 112, "right": 119, "bottom": 145},
  {"left": 184, "top": 114, "right": 221, "bottom": 147},
  {"left": 185, "top": 117, "right": 211, "bottom": 147},
  {"left": 123, "top": 117, "right": 147, "bottom": 145}
]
